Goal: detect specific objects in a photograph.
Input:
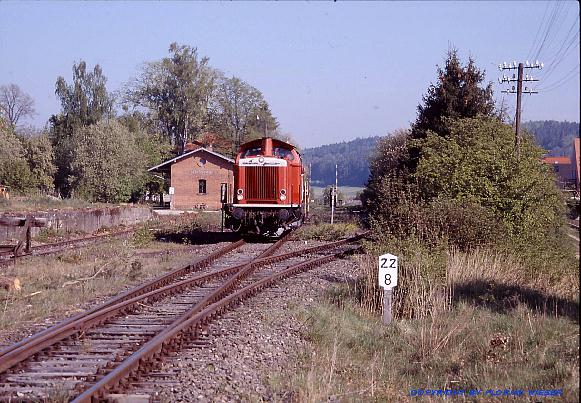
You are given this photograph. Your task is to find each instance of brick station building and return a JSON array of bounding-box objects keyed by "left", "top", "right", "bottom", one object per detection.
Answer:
[{"left": 148, "top": 143, "right": 234, "bottom": 210}]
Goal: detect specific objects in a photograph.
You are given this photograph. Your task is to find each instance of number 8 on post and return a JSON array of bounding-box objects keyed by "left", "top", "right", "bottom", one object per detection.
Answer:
[{"left": 378, "top": 253, "right": 398, "bottom": 290}]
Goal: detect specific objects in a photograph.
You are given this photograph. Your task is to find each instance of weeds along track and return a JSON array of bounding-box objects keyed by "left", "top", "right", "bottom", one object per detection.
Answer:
[
  {"left": 0, "top": 238, "right": 247, "bottom": 364},
  {"left": 0, "top": 229, "right": 136, "bottom": 265},
  {"left": 0, "top": 231, "right": 367, "bottom": 401}
]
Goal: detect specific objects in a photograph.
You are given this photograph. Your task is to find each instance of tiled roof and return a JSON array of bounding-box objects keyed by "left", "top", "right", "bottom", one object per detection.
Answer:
[{"left": 148, "top": 148, "right": 234, "bottom": 172}]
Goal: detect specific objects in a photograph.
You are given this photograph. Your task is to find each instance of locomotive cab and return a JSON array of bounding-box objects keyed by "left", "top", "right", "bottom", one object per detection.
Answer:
[{"left": 224, "top": 137, "right": 305, "bottom": 235}]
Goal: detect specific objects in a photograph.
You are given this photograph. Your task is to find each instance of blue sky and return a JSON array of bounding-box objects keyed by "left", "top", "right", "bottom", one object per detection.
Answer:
[{"left": 0, "top": 1, "right": 579, "bottom": 148}]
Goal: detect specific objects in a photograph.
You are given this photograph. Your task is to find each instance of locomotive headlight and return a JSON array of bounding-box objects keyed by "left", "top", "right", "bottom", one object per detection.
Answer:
[
  {"left": 280, "top": 189, "right": 287, "bottom": 201},
  {"left": 237, "top": 188, "right": 244, "bottom": 200}
]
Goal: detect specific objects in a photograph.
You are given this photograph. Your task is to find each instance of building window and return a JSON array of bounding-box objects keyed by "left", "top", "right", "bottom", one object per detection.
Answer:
[{"left": 199, "top": 179, "right": 207, "bottom": 194}]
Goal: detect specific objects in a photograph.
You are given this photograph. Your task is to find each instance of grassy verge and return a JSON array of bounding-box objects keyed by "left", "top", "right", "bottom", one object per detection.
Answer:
[
  {"left": 0, "top": 225, "right": 215, "bottom": 341},
  {"left": 30, "top": 224, "right": 132, "bottom": 244},
  {"left": 285, "top": 301, "right": 578, "bottom": 402},
  {"left": 275, "top": 243, "right": 579, "bottom": 401}
]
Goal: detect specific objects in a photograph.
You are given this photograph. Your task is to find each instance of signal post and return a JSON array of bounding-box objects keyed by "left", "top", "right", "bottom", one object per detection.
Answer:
[{"left": 378, "top": 253, "right": 398, "bottom": 325}]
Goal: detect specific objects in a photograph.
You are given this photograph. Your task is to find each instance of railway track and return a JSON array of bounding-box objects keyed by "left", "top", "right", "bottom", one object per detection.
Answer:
[
  {"left": 0, "top": 229, "right": 136, "bottom": 265},
  {"left": 0, "top": 231, "right": 366, "bottom": 401}
]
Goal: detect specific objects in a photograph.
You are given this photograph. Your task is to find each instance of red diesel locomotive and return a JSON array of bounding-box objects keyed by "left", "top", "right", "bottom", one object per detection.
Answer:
[{"left": 223, "top": 137, "right": 306, "bottom": 235}]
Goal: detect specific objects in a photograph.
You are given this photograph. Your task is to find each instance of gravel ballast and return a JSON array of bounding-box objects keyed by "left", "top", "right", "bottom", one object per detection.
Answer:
[{"left": 125, "top": 240, "right": 362, "bottom": 402}]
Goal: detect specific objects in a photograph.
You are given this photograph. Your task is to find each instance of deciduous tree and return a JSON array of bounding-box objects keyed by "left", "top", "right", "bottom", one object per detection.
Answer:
[
  {"left": 126, "top": 43, "right": 216, "bottom": 153},
  {"left": 22, "top": 133, "right": 56, "bottom": 192},
  {"left": 0, "top": 84, "right": 36, "bottom": 129},
  {"left": 211, "top": 76, "right": 264, "bottom": 153},
  {"left": 0, "top": 117, "right": 33, "bottom": 191},
  {"left": 69, "top": 120, "right": 147, "bottom": 203},
  {"left": 118, "top": 111, "right": 172, "bottom": 198},
  {"left": 50, "top": 61, "right": 114, "bottom": 196},
  {"left": 245, "top": 101, "right": 279, "bottom": 142}
]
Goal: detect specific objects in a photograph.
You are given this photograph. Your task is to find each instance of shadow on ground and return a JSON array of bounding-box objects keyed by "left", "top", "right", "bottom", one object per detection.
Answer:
[
  {"left": 317, "top": 274, "right": 579, "bottom": 323},
  {"left": 155, "top": 231, "right": 241, "bottom": 245},
  {"left": 452, "top": 280, "right": 579, "bottom": 322},
  {"left": 154, "top": 230, "right": 283, "bottom": 245}
]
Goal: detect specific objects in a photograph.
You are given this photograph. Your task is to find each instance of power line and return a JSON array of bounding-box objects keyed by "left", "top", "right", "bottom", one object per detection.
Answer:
[
  {"left": 534, "top": 1, "right": 564, "bottom": 61},
  {"left": 527, "top": 2, "right": 551, "bottom": 61},
  {"left": 522, "top": 3, "right": 578, "bottom": 112},
  {"left": 540, "top": 29, "right": 579, "bottom": 77},
  {"left": 539, "top": 26, "right": 579, "bottom": 82},
  {"left": 540, "top": 64, "right": 580, "bottom": 92},
  {"left": 532, "top": 28, "right": 579, "bottom": 95}
]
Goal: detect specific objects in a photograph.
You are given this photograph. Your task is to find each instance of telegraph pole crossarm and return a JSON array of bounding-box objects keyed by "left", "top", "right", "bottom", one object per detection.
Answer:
[{"left": 498, "top": 60, "right": 543, "bottom": 159}]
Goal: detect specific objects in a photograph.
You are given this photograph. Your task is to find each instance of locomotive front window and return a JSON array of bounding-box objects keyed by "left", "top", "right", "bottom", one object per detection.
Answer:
[
  {"left": 241, "top": 147, "right": 262, "bottom": 158},
  {"left": 273, "top": 147, "right": 294, "bottom": 161}
]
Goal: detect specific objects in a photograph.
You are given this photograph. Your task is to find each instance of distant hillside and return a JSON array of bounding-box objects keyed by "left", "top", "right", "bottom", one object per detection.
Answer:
[
  {"left": 302, "top": 120, "right": 579, "bottom": 187},
  {"left": 302, "top": 136, "right": 382, "bottom": 187},
  {"left": 524, "top": 120, "right": 579, "bottom": 156}
]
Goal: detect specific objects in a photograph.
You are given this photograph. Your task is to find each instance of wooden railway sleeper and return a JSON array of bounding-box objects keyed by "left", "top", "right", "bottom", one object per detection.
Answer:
[
  {"left": 3, "top": 235, "right": 366, "bottom": 400},
  {"left": 0, "top": 239, "right": 246, "bottom": 362},
  {"left": 73, "top": 248, "right": 359, "bottom": 402}
]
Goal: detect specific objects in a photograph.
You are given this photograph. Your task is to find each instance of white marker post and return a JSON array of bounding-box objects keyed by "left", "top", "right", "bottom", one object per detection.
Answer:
[{"left": 378, "top": 253, "right": 398, "bottom": 325}]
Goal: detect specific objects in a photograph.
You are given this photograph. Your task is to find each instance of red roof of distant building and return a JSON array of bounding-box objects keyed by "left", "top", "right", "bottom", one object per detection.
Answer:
[{"left": 543, "top": 156, "right": 571, "bottom": 165}]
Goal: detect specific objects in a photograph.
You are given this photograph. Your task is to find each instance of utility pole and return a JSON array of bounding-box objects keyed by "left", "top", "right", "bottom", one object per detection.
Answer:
[
  {"left": 498, "top": 60, "right": 542, "bottom": 158},
  {"left": 307, "top": 163, "right": 312, "bottom": 219},
  {"left": 330, "top": 163, "right": 338, "bottom": 224}
]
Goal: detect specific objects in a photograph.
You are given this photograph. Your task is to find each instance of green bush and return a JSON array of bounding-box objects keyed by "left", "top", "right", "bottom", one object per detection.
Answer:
[
  {"left": 155, "top": 217, "right": 203, "bottom": 244},
  {"left": 415, "top": 117, "right": 564, "bottom": 240},
  {"left": 367, "top": 185, "right": 507, "bottom": 251},
  {"left": 366, "top": 118, "right": 570, "bottom": 258},
  {"left": 423, "top": 198, "right": 507, "bottom": 250},
  {"left": 131, "top": 224, "right": 155, "bottom": 247}
]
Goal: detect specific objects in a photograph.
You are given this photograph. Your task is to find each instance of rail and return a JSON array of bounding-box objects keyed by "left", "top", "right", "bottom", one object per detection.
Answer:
[
  {"left": 0, "top": 239, "right": 246, "bottom": 363},
  {"left": 0, "top": 228, "right": 135, "bottom": 263},
  {"left": 0, "top": 231, "right": 369, "bottom": 400}
]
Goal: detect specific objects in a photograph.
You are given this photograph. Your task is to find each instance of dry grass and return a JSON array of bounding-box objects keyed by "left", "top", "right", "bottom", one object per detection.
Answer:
[
  {"left": 0, "top": 238, "right": 204, "bottom": 343},
  {"left": 283, "top": 302, "right": 578, "bottom": 402},
  {"left": 276, "top": 246, "right": 579, "bottom": 402},
  {"left": 0, "top": 195, "right": 108, "bottom": 213},
  {"left": 446, "top": 248, "right": 579, "bottom": 318},
  {"left": 354, "top": 240, "right": 579, "bottom": 320},
  {"left": 296, "top": 223, "right": 360, "bottom": 242}
]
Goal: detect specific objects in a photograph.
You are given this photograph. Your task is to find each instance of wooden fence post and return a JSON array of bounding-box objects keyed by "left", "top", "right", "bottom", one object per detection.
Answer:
[{"left": 0, "top": 216, "right": 47, "bottom": 258}]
